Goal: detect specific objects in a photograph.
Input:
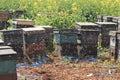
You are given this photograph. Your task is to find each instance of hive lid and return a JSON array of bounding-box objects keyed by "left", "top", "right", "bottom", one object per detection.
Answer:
[
  {"left": 22, "top": 27, "right": 45, "bottom": 34},
  {"left": 95, "top": 22, "right": 117, "bottom": 25},
  {"left": 35, "top": 25, "right": 53, "bottom": 29},
  {"left": 0, "top": 46, "right": 11, "bottom": 50},
  {"left": 13, "top": 19, "right": 34, "bottom": 25},
  {"left": 0, "top": 49, "right": 16, "bottom": 55},
  {"left": 54, "top": 29, "right": 77, "bottom": 34},
  {"left": 76, "top": 22, "right": 98, "bottom": 26}
]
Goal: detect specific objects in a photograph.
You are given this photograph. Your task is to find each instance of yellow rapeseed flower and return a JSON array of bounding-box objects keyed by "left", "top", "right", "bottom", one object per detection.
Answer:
[
  {"left": 72, "top": 7, "right": 77, "bottom": 12},
  {"left": 34, "top": 2, "right": 37, "bottom": 7},
  {"left": 72, "top": 2, "right": 77, "bottom": 7},
  {"left": 38, "top": 0, "right": 42, "bottom": 2},
  {"left": 48, "top": 6, "right": 52, "bottom": 10}
]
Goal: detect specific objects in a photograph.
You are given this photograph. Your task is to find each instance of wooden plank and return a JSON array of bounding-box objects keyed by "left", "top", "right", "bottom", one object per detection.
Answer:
[{"left": 0, "top": 49, "right": 16, "bottom": 55}]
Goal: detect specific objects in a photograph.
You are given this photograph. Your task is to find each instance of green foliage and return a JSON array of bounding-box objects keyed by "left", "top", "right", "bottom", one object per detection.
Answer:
[{"left": 0, "top": 0, "right": 120, "bottom": 29}]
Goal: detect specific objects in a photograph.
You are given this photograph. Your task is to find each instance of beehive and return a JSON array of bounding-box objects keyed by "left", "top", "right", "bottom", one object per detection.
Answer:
[
  {"left": 75, "top": 22, "right": 100, "bottom": 31},
  {"left": 95, "top": 22, "right": 117, "bottom": 47},
  {"left": 54, "top": 29, "right": 78, "bottom": 56},
  {"left": 36, "top": 26, "right": 54, "bottom": 53},
  {"left": 0, "top": 46, "right": 17, "bottom": 80},
  {"left": 3, "top": 29, "right": 23, "bottom": 54},
  {"left": 103, "top": 16, "right": 113, "bottom": 22},
  {"left": 12, "top": 19, "right": 34, "bottom": 29},
  {"left": 115, "top": 32, "right": 120, "bottom": 60},
  {"left": 22, "top": 27, "right": 46, "bottom": 56},
  {"left": 77, "top": 29, "right": 99, "bottom": 57}
]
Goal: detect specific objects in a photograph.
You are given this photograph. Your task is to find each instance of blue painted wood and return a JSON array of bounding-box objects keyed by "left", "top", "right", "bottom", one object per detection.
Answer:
[{"left": 54, "top": 34, "right": 77, "bottom": 44}]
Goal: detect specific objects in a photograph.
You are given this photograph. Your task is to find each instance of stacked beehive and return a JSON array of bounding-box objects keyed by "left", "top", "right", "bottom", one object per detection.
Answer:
[
  {"left": 22, "top": 27, "right": 46, "bottom": 57},
  {"left": 35, "top": 26, "right": 54, "bottom": 53},
  {"left": 95, "top": 22, "right": 117, "bottom": 48},
  {"left": 54, "top": 29, "right": 78, "bottom": 57},
  {"left": 0, "top": 46, "right": 17, "bottom": 80},
  {"left": 75, "top": 22, "right": 100, "bottom": 57},
  {"left": 108, "top": 17, "right": 120, "bottom": 60}
]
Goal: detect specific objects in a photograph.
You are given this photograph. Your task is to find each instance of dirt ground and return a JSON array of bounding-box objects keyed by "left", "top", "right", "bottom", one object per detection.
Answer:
[{"left": 17, "top": 56, "right": 120, "bottom": 80}]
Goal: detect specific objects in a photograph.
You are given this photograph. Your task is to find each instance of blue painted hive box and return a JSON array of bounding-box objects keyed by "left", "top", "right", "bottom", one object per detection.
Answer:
[{"left": 0, "top": 46, "right": 17, "bottom": 74}]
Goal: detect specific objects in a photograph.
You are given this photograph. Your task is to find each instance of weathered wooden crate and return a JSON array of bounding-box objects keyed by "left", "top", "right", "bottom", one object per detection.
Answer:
[
  {"left": 103, "top": 16, "right": 113, "bottom": 22},
  {"left": 36, "top": 26, "right": 54, "bottom": 53},
  {"left": 95, "top": 22, "right": 117, "bottom": 47},
  {"left": 22, "top": 27, "right": 46, "bottom": 56},
  {"left": 75, "top": 22, "right": 100, "bottom": 31},
  {"left": 54, "top": 29, "right": 78, "bottom": 56},
  {"left": 55, "top": 43, "right": 78, "bottom": 56},
  {"left": 3, "top": 29, "right": 23, "bottom": 54},
  {"left": 3, "top": 29, "right": 23, "bottom": 45},
  {"left": 77, "top": 29, "right": 99, "bottom": 57},
  {"left": 0, "top": 46, "right": 17, "bottom": 80},
  {"left": 12, "top": 19, "right": 34, "bottom": 29},
  {"left": 97, "top": 15, "right": 103, "bottom": 22}
]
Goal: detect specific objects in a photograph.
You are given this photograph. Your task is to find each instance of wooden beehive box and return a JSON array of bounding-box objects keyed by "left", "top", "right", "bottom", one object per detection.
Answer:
[
  {"left": 54, "top": 29, "right": 78, "bottom": 56},
  {"left": 12, "top": 19, "right": 34, "bottom": 29},
  {"left": 22, "top": 27, "right": 46, "bottom": 56},
  {"left": 77, "top": 29, "right": 99, "bottom": 57},
  {"left": 115, "top": 32, "right": 120, "bottom": 60},
  {"left": 0, "top": 46, "right": 17, "bottom": 80},
  {"left": 95, "top": 22, "right": 117, "bottom": 47},
  {"left": 3, "top": 29, "right": 23, "bottom": 54},
  {"left": 36, "top": 26, "right": 54, "bottom": 53},
  {"left": 75, "top": 22, "right": 100, "bottom": 31},
  {"left": 103, "top": 16, "right": 113, "bottom": 22}
]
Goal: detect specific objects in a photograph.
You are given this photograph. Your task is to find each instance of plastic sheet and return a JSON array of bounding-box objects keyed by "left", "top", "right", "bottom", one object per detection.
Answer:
[
  {"left": 16, "top": 56, "right": 50, "bottom": 68},
  {"left": 62, "top": 56, "right": 97, "bottom": 62}
]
